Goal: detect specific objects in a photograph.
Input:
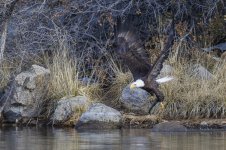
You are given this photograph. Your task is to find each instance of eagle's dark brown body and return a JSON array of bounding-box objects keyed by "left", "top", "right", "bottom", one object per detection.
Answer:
[{"left": 115, "top": 20, "right": 175, "bottom": 113}]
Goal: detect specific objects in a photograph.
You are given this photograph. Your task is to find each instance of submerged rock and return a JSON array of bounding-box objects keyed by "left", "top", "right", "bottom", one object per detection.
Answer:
[
  {"left": 2, "top": 65, "right": 50, "bottom": 123},
  {"left": 152, "top": 121, "right": 187, "bottom": 132},
  {"left": 183, "top": 119, "right": 226, "bottom": 129},
  {"left": 52, "top": 96, "right": 89, "bottom": 125},
  {"left": 75, "top": 103, "right": 122, "bottom": 129},
  {"left": 120, "top": 85, "right": 151, "bottom": 114}
]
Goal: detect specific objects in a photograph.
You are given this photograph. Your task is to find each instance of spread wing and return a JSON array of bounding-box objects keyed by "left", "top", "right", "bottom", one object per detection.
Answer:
[
  {"left": 147, "top": 21, "right": 175, "bottom": 80},
  {"left": 115, "top": 30, "right": 152, "bottom": 80}
]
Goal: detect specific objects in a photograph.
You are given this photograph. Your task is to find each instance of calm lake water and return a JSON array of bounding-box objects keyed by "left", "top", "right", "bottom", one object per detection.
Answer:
[{"left": 0, "top": 127, "right": 226, "bottom": 150}]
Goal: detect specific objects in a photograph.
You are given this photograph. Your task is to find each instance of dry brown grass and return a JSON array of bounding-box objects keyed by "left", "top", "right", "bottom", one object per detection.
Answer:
[
  {"left": 101, "top": 57, "right": 133, "bottom": 107},
  {"left": 0, "top": 60, "right": 19, "bottom": 91},
  {"left": 61, "top": 97, "right": 88, "bottom": 126},
  {"left": 43, "top": 49, "right": 104, "bottom": 122},
  {"left": 160, "top": 56, "right": 226, "bottom": 119},
  {"left": 0, "top": 62, "right": 11, "bottom": 90},
  {"left": 45, "top": 49, "right": 102, "bottom": 102}
]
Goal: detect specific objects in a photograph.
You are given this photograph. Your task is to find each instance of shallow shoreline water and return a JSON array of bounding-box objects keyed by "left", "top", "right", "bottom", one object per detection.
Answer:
[{"left": 0, "top": 127, "right": 226, "bottom": 150}]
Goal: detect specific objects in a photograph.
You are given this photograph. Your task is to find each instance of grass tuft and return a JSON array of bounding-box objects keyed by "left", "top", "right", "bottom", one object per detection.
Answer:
[
  {"left": 159, "top": 56, "right": 226, "bottom": 119},
  {"left": 46, "top": 49, "right": 102, "bottom": 102},
  {"left": 101, "top": 57, "right": 133, "bottom": 107}
]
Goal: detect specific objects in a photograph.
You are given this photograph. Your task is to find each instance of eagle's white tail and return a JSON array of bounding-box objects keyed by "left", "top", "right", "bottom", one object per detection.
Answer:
[{"left": 156, "top": 76, "right": 174, "bottom": 83}]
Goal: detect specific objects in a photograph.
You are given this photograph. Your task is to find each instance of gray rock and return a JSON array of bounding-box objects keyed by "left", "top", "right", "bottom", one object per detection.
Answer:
[
  {"left": 190, "top": 64, "right": 213, "bottom": 80},
  {"left": 3, "top": 106, "right": 23, "bottom": 123},
  {"left": 52, "top": 96, "right": 89, "bottom": 125},
  {"left": 2, "top": 65, "right": 50, "bottom": 123},
  {"left": 120, "top": 85, "right": 151, "bottom": 114},
  {"left": 80, "top": 77, "right": 95, "bottom": 85},
  {"left": 202, "top": 42, "right": 226, "bottom": 52},
  {"left": 15, "top": 65, "right": 50, "bottom": 89},
  {"left": 11, "top": 87, "right": 33, "bottom": 105},
  {"left": 76, "top": 103, "right": 122, "bottom": 129},
  {"left": 152, "top": 121, "right": 187, "bottom": 132}
]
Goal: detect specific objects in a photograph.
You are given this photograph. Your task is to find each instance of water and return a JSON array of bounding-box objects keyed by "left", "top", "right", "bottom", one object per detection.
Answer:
[{"left": 0, "top": 127, "right": 226, "bottom": 150}]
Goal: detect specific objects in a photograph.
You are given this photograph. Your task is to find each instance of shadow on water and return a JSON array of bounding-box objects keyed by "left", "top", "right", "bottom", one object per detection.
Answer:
[{"left": 0, "top": 126, "right": 226, "bottom": 150}]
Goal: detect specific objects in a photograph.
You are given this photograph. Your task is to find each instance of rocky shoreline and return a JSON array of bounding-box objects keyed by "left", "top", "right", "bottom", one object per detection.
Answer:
[
  {"left": 2, "top": 114, "right": 226, "bottom": 132},
  {"left": 0, "top": 64, "right": 225, "bottom": 132}
]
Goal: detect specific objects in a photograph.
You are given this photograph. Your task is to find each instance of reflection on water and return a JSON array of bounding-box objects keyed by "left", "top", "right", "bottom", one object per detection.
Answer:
[{"left": 0, "top": 127, "right": 225, "bottom": 150}]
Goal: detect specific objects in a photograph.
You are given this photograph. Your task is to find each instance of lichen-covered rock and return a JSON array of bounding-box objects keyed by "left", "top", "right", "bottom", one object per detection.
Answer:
[
  {"left": 120, "top": 85, "right": 151, "bottom": 114},
  {"left": 75, "top": 103, "right": 122, "bottom": 129},
  {"left": 52, "top": 96, "right": 89, "bottom": 125},
  {"left": 190, "top": 64, "right": 213, "bottom": 80},
  {"left": 152, "top": 121, "right": 187, "bottom": 132},
  {"left": 2, "top": 65, "right": 50, "bottom": 123}
]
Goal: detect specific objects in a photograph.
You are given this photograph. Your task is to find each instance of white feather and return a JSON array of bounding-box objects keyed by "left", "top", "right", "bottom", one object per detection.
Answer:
[{"left": 156, "top": 76, "right": 174, "bottom": 83}]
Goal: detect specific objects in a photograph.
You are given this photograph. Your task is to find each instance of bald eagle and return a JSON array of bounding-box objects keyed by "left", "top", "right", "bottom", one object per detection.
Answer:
[{"left": 115, "top": 20, "right": 175, "bottom": 113}]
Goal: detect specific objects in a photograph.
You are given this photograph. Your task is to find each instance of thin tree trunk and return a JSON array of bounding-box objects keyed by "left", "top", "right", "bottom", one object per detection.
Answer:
[
  {"left": 0, "top": 21, "right": 8, "bottom": 64},
  {"left": 0, "top": 0, "right": 19, "bottom": 64}
]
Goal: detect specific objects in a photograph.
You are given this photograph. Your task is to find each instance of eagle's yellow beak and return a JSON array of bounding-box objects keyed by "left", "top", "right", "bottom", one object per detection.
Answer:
[{"left": 130, "top": 83, "right": 136, "bottom": 89}]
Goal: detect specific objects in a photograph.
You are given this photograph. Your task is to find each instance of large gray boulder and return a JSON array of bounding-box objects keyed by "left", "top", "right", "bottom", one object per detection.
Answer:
[
  {"left": 2, "top": 65, "right": 50, "bottom": 123},
  {"left": 190, "top": 64, "right": 213, "bottom": 80},
  {"left": 76, "top": 103, "right": 122, "bottom": 129},
  {"left": 120, "top": 85, "right": 151, "bottom": 114},
  {"left": 152, "top": 121, "right": 187, "bottom": 132},
  {"left": 52, "top": 96, "right": 89, "bottom": 125}
]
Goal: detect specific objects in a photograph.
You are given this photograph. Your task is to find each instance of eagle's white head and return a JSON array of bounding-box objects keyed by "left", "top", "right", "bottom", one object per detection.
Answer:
[{"left": 130, "top": 79, "right": 145, "bottom": 89}]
